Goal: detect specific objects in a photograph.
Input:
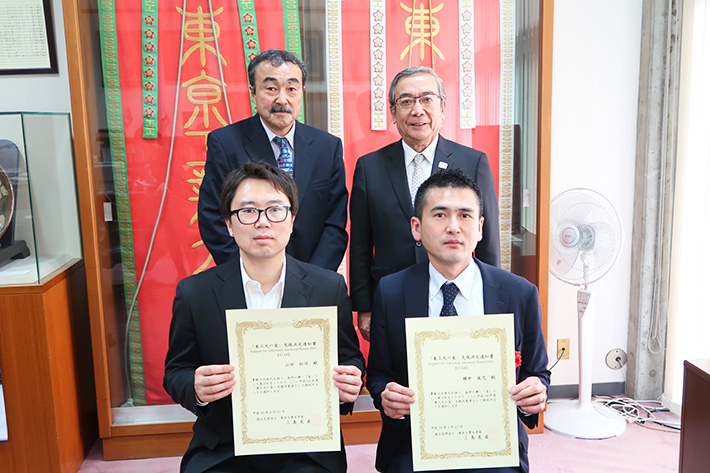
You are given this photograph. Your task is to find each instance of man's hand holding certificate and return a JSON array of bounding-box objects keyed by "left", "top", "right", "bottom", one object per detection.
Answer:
[
  {"left": 164, "top": 161, "right": 365, "bottom": 472},
  {"left": 405, "top": 314, "right": 520, "bottom": 471},
  {"left": 226, "top": 307, "right": 341, "bottom": 456}
]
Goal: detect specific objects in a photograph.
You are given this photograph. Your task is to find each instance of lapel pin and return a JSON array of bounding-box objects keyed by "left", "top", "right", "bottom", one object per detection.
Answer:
[{"left": 438, "top": 161, "right": 449, "bottom": 169}]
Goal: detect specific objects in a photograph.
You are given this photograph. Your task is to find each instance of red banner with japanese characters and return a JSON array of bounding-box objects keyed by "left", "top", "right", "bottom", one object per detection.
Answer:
[
  {"left": 341, "top": 0, "right": 501, "bottom": 186},
  {"left": 109, "top": 0, "right": 289, "bottom": 404},
  {"left": 340, "top": 0, "right": 503, "bottom": 356},
  {"left": 102, "top": 0, "right": 503, "bottom": 405}
]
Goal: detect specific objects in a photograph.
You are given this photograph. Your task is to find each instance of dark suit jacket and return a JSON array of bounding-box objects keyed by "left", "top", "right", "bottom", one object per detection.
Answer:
[
  {"left": 366, "top": 259, "right": 550, "bottom": 473},
  {"left": 199, "top": 114, "right": 348, "bottom": 271},
  {"left": 164, "top": 255, "right": 365, "bottom": 473},
  {"left": 349, "top": 137, "right": 500, "bottom": 312}
]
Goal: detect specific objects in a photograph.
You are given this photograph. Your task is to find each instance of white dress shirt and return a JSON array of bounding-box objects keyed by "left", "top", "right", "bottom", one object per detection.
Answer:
[
  {"left": 261, "top": 116, "right": 296, "bottom": 167},
  {"left": 402, "top": 136, "right": 438, "bottom": 197},
  {"left": 196, "top": 257, "right": 287, "bottom": 406},
  {"left": 240, "top": 256, "right": 287, "bottom": 310},
  {"left": 428, "top": 258, "right": 484, "bottom": 317}
]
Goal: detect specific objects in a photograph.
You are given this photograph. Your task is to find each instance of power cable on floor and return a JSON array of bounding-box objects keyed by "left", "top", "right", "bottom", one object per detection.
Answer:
[{"left": 595, "top": 397, "right": 680, "bottom": 432}]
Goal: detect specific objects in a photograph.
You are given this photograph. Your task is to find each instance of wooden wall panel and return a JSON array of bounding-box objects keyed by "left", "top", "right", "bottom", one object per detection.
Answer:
[
  {"left": 62, "top": 0, "right": 126, "bottom": 436},
  {"left": 529, "top": 0, "right": 554, "bottom": 435}
]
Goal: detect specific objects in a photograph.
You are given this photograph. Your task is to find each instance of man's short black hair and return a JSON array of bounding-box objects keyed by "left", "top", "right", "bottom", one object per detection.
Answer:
[
  {"left": 413, "top": 168, "right": 483, "bottom": 220},
  {"left": 219, "top": 161, "right": 299, "bottom": 220},
  {"left": 247, "top": 49, "right": 308, "bottom": 89}
]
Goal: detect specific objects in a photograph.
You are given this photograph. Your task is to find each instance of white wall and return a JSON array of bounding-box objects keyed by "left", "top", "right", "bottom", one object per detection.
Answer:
[
  {"left": 547, "top": 1, "right": 643, "bottom": 388},
  {"left": 0, "top": 0, "right": 71, "bottom": 113},
  {"left": 664, "top": 0, "right": 710, "bottom": 409}
]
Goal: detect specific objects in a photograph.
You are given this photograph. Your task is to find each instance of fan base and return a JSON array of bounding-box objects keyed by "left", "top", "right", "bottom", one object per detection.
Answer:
[{"left": 544, "top": 399, "right": 626, "bottom": 439}]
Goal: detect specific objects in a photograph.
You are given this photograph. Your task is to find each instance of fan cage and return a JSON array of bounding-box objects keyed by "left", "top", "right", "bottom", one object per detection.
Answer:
[{"left": 549, "top": 188, "right": 623, "bottom": 286}]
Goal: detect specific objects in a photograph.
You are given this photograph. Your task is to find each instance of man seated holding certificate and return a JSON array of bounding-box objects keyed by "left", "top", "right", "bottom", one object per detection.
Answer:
[
  {"left": 164, "top": 161, "right": 365, "bottom": 473},
  {"left": 366, "top": 168, "right": 550, "bottom": 473}
]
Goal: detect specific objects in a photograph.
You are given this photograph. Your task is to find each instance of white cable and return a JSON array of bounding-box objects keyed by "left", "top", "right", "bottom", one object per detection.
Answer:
[
  {"left": 122, "top": 0, "right": 189, "bottom": 406},
  {"left": 595, "top": 397, "right": 681, "bottom": 431}
]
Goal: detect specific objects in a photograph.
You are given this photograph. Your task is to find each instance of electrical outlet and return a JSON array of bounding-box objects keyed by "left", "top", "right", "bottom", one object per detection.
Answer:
[
  {"left": 605, "top": 348, "right": 627, "bottom": 370},
  {"left": 557, "top": 339, "right": 570, "bottom": 360}
]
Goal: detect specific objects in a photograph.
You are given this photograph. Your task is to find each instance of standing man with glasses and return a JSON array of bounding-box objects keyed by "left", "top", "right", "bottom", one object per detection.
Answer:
[
  {"left": 165, "top": 162, "right": 364, "bottom": 473},
  {"left": 199, "top": 49, "right": 348, "bottom": 272},
  {"left": 350, "top": 67, "right": 500, "bottom": 341}
]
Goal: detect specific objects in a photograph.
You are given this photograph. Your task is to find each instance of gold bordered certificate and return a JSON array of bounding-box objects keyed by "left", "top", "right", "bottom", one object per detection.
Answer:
[
  {"left": 406, "top": 314, "right": 519, "bottom": 471},
  {"left": 226, "top": 307, "right": 340, "bottom": 456}
]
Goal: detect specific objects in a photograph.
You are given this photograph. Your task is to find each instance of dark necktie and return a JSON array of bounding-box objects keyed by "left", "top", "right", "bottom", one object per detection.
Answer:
[
  {"left": 440, "top": 282, "right": 459, "bottom": 317},
  {"left": 273, "top": 136, "right": 293, "bottom": 176}
]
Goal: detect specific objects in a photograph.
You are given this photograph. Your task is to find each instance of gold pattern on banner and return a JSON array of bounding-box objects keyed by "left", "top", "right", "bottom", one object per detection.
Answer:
[
  {"left": 459, "top": 0, "right": 475, "bottom": 129},
  {"left": 498, "top": 0, "right": 515, "bottom": 271},
  {"left": 175, "top": 4, "right": 229, "bottom": 273},
  {"left": 400, "top": 1, "right": 444, "bottom": 67},
  {"left": 326, "top": 0, "right": 346, "bottom": 277},
  {"left": 326, "top": 1, "right": 344, "bottom": 141},
  {"left": 182, "top": 70, "right": 229, "bottom": 138},
  {"left": 177, "top": 6, "right": 227, "bottom": 66},
  {"left": 186, "top": 161, "right": 206, "bottom": 226},
  {"left": 370, "top": 0, "right": 387, "bottom": 130}
]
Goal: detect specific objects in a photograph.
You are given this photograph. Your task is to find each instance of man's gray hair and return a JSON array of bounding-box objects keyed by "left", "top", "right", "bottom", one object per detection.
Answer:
[{"left": 388, "top": 67, "right": 447, "bottom": 110}]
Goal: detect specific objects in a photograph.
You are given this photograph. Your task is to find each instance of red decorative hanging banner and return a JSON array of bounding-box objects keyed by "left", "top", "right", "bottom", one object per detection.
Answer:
[
  {"left": 342, "top": 0, "right": 501, "bottom": 187},
  {"left": 108, "top": 0, "right": 291, "bottom": 404},
  {"left": 101, "top": 0, "right": 506, "bottom": 405},
  {"left": 338, "top": 0, "right": 504, "bottom": 354}
]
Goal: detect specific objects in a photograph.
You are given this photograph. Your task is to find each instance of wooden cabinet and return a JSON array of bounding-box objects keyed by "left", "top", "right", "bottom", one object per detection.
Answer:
[
  {"left": 0, "top": 262, "right": 97, "bottom": 473},
  {"left": 679, "top": 360, "right": 710, "bottom": 473}
]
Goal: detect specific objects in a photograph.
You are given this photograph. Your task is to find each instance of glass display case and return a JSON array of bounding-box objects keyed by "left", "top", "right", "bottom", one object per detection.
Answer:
[
  {"left": 63, "top": 0, "right": 552, "bottom": 459},
  {"left": 0, "top": 112, "right": 82, "bottom": 285}
]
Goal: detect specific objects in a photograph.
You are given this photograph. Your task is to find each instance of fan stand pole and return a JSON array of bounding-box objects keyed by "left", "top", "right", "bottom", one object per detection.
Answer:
[{"left": 543, "top": 288, "right": 627, "bottom": 439}]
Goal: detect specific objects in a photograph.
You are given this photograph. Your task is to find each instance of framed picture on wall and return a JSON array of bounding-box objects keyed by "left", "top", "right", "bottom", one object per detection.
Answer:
[{"left": 0, "top": 0, "right": 58, "bottom": 75}]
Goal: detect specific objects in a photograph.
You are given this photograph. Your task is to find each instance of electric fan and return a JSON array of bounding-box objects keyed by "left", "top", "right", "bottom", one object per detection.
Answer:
[{"left": 544, "top": 188, "right": 626, "bottom": 439}]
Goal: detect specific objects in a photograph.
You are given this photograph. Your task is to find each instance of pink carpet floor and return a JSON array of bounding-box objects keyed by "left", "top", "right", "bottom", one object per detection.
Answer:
[{"left": 78, "top": 416, "right": 680, "bottom": 472}]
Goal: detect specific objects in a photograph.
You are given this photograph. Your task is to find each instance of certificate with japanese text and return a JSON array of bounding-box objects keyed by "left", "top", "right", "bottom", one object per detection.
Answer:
[
  {"left": 406, "top": 314, "right": 519, "bottom": 471},
  {"left": 226, "top": 307, "right": 340, "bottom": 456}
]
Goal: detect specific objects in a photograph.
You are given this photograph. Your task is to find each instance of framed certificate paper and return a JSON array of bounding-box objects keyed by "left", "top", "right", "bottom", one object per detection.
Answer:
[
  {"left": 0, "top": 0, "right": 58, "bottom": 74},
  {"left": 226, "top": 307, "right": 340, "bottom": 456},
  {"left": 406, "top": 314, "right": 519, "bottom": 471}
]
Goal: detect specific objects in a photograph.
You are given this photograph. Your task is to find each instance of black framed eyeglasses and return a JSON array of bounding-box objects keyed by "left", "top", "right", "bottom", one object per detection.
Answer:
[
  {"left": 394, "top": 93, "right": 442, "bottom": 110},
  {"left": 231, "top": 205, "right": 291, "bottom": 225}
]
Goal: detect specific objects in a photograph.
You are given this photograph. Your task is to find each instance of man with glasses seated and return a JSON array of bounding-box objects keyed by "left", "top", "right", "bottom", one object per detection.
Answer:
[
  {"left": 165, "top": 161, "right": 365, "bottom": 473},
  {"left": 349, "top": 67, "right": 501, "bottom": 342}
]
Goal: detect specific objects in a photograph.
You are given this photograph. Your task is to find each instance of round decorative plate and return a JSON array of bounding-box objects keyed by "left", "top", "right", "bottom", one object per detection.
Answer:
[{"left": 0, "top": 164, "right": 15, "bottom": 240}]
